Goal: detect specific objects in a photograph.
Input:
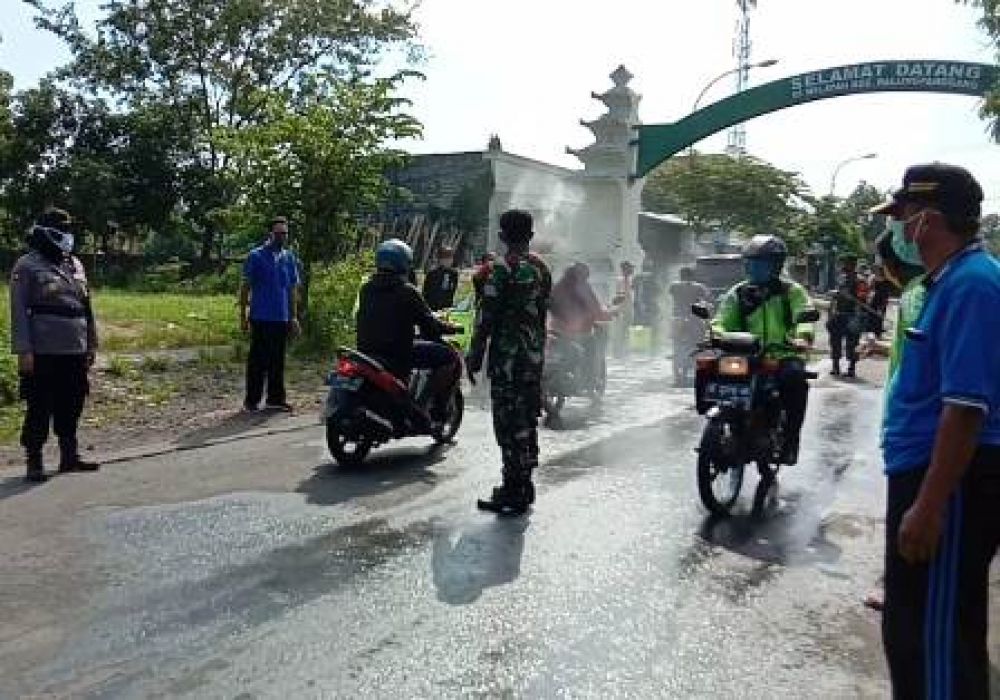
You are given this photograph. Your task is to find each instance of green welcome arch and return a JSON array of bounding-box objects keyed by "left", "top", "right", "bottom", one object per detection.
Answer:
[{"left": 634, "top": 59, "right": 999, "bottom": 178}]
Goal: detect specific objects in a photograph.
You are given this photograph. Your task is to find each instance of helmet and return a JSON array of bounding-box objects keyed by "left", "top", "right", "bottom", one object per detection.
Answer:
[
  {"left": 742, "top": 235, "right": 787, "bottom": 284},
  {"left": 375, "top": 238, "right": 413, "bottom": 274},
  {"left": 742, "top": 234, "right": 788, "bottom": 260}
]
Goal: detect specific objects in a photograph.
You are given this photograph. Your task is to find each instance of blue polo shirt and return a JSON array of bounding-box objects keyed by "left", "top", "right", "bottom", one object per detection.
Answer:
[
  {"left": 882, "top": 243, "right": 1000, "bottom": 474},
  {"left": 243, "top": 244, "right": 301, "bottom": 322}
]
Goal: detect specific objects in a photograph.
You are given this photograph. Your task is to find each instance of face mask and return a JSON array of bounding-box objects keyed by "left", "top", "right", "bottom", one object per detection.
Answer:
[
  {"left": 745, "top": 257, "right": 776, "bottom": 284},
  {"left": 35, "top": 226, "right": 74, "bottom": 254},
  {"left": 888, "top": 218, "right": 923, "bottom": 268}
]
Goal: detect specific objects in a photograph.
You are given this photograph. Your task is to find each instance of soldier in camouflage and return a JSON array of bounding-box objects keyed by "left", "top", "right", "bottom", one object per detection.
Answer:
[{"left": 467, "top": 210, "right": 552, "bottom": 515}]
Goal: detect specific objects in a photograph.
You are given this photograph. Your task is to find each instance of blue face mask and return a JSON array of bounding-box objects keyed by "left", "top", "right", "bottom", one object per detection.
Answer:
[
  {"left": 888, "top": 218, "right": 923, "bottom": 268},
  {"left": 745, "top": 257, "right": 777, "bottom": 284}
]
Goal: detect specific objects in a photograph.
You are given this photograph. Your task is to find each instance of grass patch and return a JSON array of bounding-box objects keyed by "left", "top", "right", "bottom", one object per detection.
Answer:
[{"left": 0, "top": 286, "right": 239, "bottom": 354}]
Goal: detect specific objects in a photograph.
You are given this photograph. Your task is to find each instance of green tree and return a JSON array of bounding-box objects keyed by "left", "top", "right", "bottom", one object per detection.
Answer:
[
  {"left": 217, "top": 72, "right": 421, "bottom": 304},
  {"left": 959, "top": 0, "right": 1000, "bottom": 138},
  {"left": 25, "top": 0, "right": 420, "bottom": 259},
  {"left": 642, "top": 152, "right": 811, "bottom": 242},
  {"left": 838, "top": 180, "right": 888, "bottom": 245},
  {"left": 982, "top": 212, "right": 1000, "bottom": 252}
]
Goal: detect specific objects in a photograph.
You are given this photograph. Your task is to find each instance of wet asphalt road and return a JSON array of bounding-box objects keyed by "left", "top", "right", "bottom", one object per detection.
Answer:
[{"left": 0, "top": 358, "right": 993, "bottom": 698}]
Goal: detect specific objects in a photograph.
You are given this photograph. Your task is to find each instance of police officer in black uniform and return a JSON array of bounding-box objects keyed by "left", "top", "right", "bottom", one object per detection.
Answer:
[{"left": 10, "top": 208, "right": 99, "bottom": 482}]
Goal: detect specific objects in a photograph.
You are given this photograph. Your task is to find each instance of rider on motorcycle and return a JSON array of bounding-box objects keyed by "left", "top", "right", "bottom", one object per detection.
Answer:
[
  {"left": 356, "top": 239, "right": 462, "bottom": 422},
  {"left": 548, "top": 262, "right": 616, "bottom": 384},
  {"left": 709, "top": 235, "right": 815, "bottom": 465}
]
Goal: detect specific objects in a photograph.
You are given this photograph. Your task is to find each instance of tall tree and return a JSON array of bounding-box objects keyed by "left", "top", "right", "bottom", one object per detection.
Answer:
[
  {"left": 642, "top": 152, "right": 811, "bottom": 241},
  {"left": 218, "top": 72, "right": 421, "bottom": 296},
  {"left": 25, "top": 0, "right": 420, "bottom": 259},
  {"left": 958, "top": 0, "right": 1000, "bottom": 139}
]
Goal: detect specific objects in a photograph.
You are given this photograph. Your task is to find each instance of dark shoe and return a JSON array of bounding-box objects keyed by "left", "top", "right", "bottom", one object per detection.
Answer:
[
  {"left": 25, "top": 469, "right": 48, "bottom": 483},
  {"left": 846, "top": 364, "right": 857, "bottom": 378},
  {"left": 25, "top": 453, "right": 47, "bottom": 482},
  {"left": 477, "top": 485, "right": 530, "bottom": 516},
  {"left": 242, "top": 402, "right": 259, "bottom": 413},
  {"left": 830, "top": 363, "right": 841, "bottom": 376},
  {"left": 59, "top": 457, "right": 100, "bottom": 473},
  {"left": 264, "top": 402, "right": 293, "bottom": 413}
]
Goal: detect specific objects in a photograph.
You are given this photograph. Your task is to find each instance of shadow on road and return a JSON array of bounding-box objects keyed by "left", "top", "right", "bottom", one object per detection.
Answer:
[
  {"left": 174, "top": 409, "right": 274, "bottom": 448},
  {"left": 431, "top": 517, "right": 528, "bottom": 605},
  {"left": 0, "top": 475, "right": 43, "bottom": 501},
  {"left": 696, "top": 494, "right": 842, "bottom": 568},
  {"left": 297, "top": 445, "right": 449, "bottom": 506}
]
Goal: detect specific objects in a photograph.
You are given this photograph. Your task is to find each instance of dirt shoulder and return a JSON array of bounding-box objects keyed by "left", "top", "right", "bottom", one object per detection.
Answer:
[{"left": 0, "top": 350, "right": 331, "bottom": 470}]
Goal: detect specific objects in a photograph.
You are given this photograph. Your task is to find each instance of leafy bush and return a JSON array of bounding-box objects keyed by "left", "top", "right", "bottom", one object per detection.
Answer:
[{"left": 300, "top": 251, "right": 374, "bottom": 356}]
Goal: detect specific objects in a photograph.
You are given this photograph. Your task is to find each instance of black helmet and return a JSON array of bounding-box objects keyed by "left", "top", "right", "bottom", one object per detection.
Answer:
[{"left": 742, "top": 234, "right": 788, "bottom": 260}]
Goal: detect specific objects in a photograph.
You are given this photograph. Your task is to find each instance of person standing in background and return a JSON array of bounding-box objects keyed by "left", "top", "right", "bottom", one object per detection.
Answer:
[
  {"left": 611, "top": 260, "right": 635, "bottom": 358},
  {"left": 239, "top": 216, "right": 301, "bottom": 413},
  {"left": 422, "top": 246, "right": 460, "bottom": 312},
  {"left": 10, "top": 208, "right": 99, "bottom": 482}
]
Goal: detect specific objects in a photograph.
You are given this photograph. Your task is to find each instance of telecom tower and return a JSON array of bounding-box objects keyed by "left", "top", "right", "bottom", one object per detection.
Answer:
[{"left": 727, "top": 0, "right": 756, "bottom": 155}]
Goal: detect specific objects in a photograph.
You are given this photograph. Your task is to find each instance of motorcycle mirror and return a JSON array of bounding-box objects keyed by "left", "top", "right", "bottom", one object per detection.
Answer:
[
  {"left": 691, "top": 303, "right": 711, "bottom": 320},
  {"left": 795, "top": 309, "right": 820, "bottom": 324}
]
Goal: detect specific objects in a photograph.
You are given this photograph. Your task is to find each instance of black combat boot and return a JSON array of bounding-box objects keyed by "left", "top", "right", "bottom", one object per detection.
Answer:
[
  {"left": 830, "top": 361, "right": 841, "bottom": 376},
  {"left": 58, "top": 439, "right": 99, "bottom": 473},
  {"left": 846, "top": 362, "right": 857, "bottom": 379},
  {"left": 25, "top": 451, "right": 47, "bottom": 483},
  {"left": 477, "top": 460, "right": 531, "bottom": 516}
]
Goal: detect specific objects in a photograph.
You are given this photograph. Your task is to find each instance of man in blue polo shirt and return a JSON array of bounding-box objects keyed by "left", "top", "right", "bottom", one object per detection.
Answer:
[
  {"left": 239, "top": 216, "right": 301, "bottom": 412},
  {"left": 873, "top": 163, "right": 1000, "bottom": 699}
]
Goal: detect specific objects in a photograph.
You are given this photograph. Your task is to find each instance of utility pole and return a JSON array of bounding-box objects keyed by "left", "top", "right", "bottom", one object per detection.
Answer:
[{"left": 726, "top": 0, "right": 756, "bottom": 155}]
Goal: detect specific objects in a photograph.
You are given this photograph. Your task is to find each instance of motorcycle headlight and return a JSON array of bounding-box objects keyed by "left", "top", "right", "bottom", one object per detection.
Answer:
[{"left": 718, "top": 356, "right": 749, "bottom": 377}]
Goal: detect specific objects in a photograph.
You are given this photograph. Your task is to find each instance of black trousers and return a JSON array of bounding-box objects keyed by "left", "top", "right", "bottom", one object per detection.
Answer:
[
  {"left": 245, "top": 321, "right": 289, "bottom": 407},
  {"left": 828, "top": 315, "right": 860, "bottom": 364},
  {"left": 20, "top": 354, "right": 89, "bottom": 457},
  {"left": 883, "top": 446, "right": 1000, "bottom": 700}
]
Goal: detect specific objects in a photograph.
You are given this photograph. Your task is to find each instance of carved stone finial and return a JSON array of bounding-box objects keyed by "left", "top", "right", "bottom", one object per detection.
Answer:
[
  {"left": 487, "top": 133, "right": 502, "bottom": 151},
  {"left": 610, "top": 65, "right": 633, "bottom": 87}
]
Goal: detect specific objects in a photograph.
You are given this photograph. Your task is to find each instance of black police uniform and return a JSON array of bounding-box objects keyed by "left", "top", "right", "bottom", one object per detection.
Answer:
[{"left": 10, "top": 245, "right": 98, "bottom": 478}]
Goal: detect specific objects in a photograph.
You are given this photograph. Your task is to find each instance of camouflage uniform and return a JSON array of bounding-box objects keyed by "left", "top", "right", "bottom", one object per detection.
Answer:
[{"left": 470, "top": 252, "right": 552, "bottom": 499}]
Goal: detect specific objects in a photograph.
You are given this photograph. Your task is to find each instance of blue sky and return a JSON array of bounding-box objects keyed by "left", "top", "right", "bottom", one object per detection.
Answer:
[{"left": 2, "top": 0, "right": 998, "bottom": 213}]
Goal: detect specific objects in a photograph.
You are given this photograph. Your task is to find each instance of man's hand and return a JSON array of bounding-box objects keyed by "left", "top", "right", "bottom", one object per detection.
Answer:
[
  {"left": 86, "top": 351, "right": 96, "bottom": 369},
  {"left": 288, "top": 318, "right": 301, "bottom": 338},
  {"left": 18, "top": 352, "right": 34, "bottom": 375},
  {"left": 898, "top": 501, "right": 945, "bottom": 564},
  {"left": 241, "top": 314, "right": 250, "bottom": 333}
]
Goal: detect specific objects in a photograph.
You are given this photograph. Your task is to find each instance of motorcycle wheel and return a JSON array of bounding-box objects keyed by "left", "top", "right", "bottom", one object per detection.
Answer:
[
  {"left": 326, "top": 421, "right": 372, "bottom": 467},
  {"left": 696, "top": 420, "right": 745, "bottom": 516},
  {"left": 431, "top": 387, "right": 464, "bottom": 444},
  {"left": 752, "top": 462, "right": 779, "bottom": 518}
]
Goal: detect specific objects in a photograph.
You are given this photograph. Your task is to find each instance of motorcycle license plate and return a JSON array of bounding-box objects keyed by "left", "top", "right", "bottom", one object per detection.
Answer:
[
  {"left": 706, "top": 381, "right": 752, "bottom": 406},
  {"left": 330, "top": 375, "right": 363, "bottom": 392}
]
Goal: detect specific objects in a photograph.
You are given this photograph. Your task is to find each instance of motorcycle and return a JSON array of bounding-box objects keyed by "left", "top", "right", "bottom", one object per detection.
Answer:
[
  {"left": 690, "top": 302, "right": 820, "bottom": 517},
  {"left": 541, "top": 323, "right": 608, "bottom": 421},
  {"left": 323, "top": 337, "right": 464, "bottom": 467}
]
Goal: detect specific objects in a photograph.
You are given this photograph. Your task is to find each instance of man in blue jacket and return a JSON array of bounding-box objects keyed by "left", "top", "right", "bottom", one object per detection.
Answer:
[{"left": 874, "top": 163, "right": 1000, "bottom": 699}]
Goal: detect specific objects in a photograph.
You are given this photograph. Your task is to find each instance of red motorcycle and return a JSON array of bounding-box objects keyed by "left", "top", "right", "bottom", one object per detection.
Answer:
[{"left": 323, "top": 341, "right": 464, "bottom": 466}]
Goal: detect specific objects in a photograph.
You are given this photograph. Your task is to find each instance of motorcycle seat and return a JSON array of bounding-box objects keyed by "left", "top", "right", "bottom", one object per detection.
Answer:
[
  {"left": 715, "top": 332, "right": 761, "bottom": 354},
  {"left": 338, "top": 347, "right": 388, "bottom": 373}
]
